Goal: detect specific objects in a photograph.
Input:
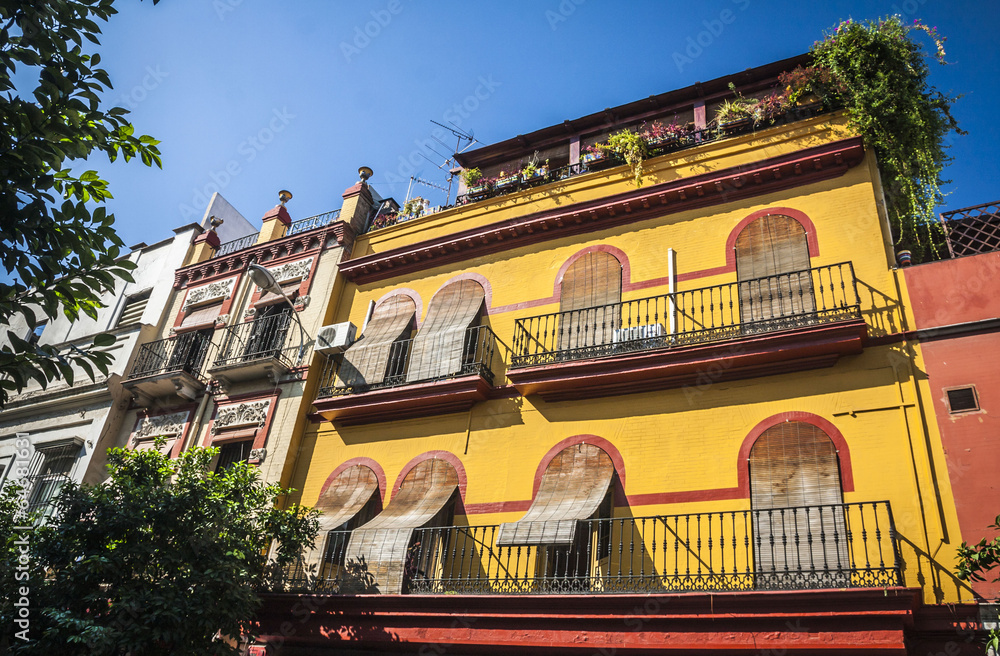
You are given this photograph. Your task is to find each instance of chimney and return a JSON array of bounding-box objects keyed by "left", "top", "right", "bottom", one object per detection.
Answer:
[
  {"left": 341, "top": 167, "right": 376, "bottom": 235},
  {"left": 256, "top": 190, "right": 293, "bottom": 244},
  {"left": 186, "top": 216, "right": 224, "bottom": 265}
]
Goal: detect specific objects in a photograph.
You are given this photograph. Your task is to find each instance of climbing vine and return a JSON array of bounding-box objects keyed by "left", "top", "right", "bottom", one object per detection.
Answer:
[
  {"left": 600, "top": 129, "right": 649, "bottom": 187},
  {"left": 796, "top": 17, "right": 963, "bottom": 260}
]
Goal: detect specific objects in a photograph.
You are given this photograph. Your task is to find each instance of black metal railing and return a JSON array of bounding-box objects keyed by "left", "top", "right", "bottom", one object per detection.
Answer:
[
  {"left": 215, "top": 233, "right": 260, "bottom": 258},
  {"left": 283, "top": 530, "right": 353, "bottom": 593},
  {"left": 454, "top": 104, "right": 832, "bottom": 207},
  {"left": 316, "top": 324, "right": 508, "bottom": 398},
  {"left": 511, "top": 262, "right": 860, "bottom": 368},
  {"left": 212, "top": 312, "right": 300, "bottom": 369},
  {"left": 127, "top": 332, "right": 212, "bottom": 380},
  {"left": 287, "top": 209, "right": 341, "bottom": 237},
  {"left": 403, "top": 501, "right": 899, "bottom": 595}
]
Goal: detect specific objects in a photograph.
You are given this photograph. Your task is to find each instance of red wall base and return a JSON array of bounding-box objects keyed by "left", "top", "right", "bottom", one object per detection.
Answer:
[{"left": 253, "top": 588, "right": 985, "bottom": 655}]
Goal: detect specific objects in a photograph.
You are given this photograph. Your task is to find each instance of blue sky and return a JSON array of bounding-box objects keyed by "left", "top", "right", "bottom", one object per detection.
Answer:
[{"left": 86, "top": 0, "right": 999, "bottom": 248}]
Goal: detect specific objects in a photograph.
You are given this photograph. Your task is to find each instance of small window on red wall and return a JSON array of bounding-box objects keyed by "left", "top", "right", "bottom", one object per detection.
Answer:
[{"left": 946, "top": 386, "right": 979, "bottom": 413}]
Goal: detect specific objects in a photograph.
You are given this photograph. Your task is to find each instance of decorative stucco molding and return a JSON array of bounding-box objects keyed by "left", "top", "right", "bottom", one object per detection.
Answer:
[
  {"left": 184, "top": 278, "right": 235, "bottom": 310},
  {"left": 260, "top": 257, "right": 313, "bottom": 287},
  {"left": 249, "top": 448, "right": 267, "bottom": 463},
  {"left": 132, "top": 411, "right": 189, "bottom": 443},
  {"left": 212, "top": 399, "right": 271, "bottom": 434}
]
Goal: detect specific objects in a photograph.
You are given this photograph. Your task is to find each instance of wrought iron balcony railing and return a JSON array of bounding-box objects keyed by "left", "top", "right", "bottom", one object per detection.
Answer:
[
  {"left": 285, "top": 501, "right": 900, "bottom": 595},
  {"left": 511, "top": 262, "right": 861, "bottom": 368},
  {"left": 127, "top": 331, "right": 212, "bottom": 380},
  {"left": 215, "top": 233, "right": 260, "bottom": 258},
  {"left": 286, "top": 209, "right": 342, "bottom": 237},
  {"left": 316, "top": 325, "right": 508, "bottom": 398},
  {"left": 212, "top": 311, "right": 301, "bottom": 369}
]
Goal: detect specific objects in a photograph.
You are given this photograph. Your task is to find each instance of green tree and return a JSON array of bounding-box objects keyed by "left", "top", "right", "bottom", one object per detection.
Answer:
[
  {"left": 956, "top": 515, "right": 1000, "bottom": 652},
  {"left": 2, "top": 444, "right": 318, "bottom": 655},
  {"left": 806, "top": 17, "right": 963, "bottom": 261},
  {"left": 0, "top": 0, "right": 163, "bottom": 406}
]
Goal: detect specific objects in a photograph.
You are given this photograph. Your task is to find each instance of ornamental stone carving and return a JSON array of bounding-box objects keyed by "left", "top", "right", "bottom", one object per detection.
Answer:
[
  {"left": 259, "top": 257, "right": 314, "bottom": 287},
  {"left": 249, "top": 448, "right": 267, "bottom": 463},
  {"left": 212, "top": 399, "right": 271, "bottom": 434},
  {"left": 184, "top": 278, "right": 235, "bottom": 310},
  {"left": 132, "top": 411, "right": 188, "bottom": 442}
]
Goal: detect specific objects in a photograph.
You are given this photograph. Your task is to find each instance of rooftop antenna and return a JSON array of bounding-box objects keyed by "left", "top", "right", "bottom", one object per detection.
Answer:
[{"left": 419, "top": 120, "right": 477, "bottom": 206}]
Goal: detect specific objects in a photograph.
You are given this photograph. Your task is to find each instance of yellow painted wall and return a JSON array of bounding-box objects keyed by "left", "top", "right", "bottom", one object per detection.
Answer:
[{"left": 285, "top": 115, "right": 971, "bottom": 604}]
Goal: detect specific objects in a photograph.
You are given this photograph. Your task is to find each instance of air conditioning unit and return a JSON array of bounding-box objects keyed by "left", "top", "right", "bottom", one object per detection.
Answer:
[
  {"left": 316, "top": 322, "right": 357, "bottom": 354},
  {"left": 612, "top": 323, "right": 666, "bottom": 343}
]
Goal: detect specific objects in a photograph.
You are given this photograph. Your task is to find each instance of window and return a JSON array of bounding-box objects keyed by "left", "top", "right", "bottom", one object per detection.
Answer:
[
  {"left": 24, "top": 443, "right": 80, "bottom": 519},
  {"left": 180, "top": 301, "right": 223, "bottom": 330},
  {"left": 337, "top": 295, "right": 416, "bottom": 387},
  {"left": 735, "top": 215, "right": 815, "bottom": 324},
  {"left": 558, "top": 251, "right": 622, "bottom": 350},
  {"left": 405, "top": 279, "right": 486, "bottom": 384},
  {"left": 946, "top": 386, "right": 980, "bottom": 413},
  {"left": 215, "top": 440, "right": 252, "bottom": 472},
  {"left": 0, "top": 455, "right": 12, "bottom": 489},
  {"left": 748, "top": 422, "right": 847, "bottom": 585},
  {"left": 117, "top": 290, "right": 151, "bottom": 327}
]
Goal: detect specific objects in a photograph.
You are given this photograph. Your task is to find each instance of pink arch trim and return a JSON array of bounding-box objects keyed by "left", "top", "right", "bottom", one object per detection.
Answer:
[
  {"left": 725, "top": 207, "right": 821, "bottom": 270},
  {"left": 554, "top": 245, "right": 631, "bottom": 291},
  {"left": 432, "top": 273, "right": 493, "bottom": 316},
  {"left": 392, "top": 450, "right": 468, "bottom": 504},
  {"left": 736, "top": 412, "right": 854, "bottom": 496},
  {"left": 374, "top": 288, "right": 424, "bottom": 327},
  {"left": 319, "top": 457, "right": 387, "bottom": 506},
  {"left": 532, "top": 435, "right": 627, "bottom": 501}
]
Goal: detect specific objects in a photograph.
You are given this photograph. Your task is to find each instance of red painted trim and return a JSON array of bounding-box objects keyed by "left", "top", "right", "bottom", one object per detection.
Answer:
[
  {"left": 531, "top": 435, "right": 627, "bottom": 500},
  {"left": 725, "top": 207, "right": 821, "bottom": 270},
  {"left": 314, "top": 375, "right": 491, "bottom": 426},
  {"left": 320, "top": 457, "right": 387, "bottom": 506},
  {"left": 736, "top": 411, "right": 855, "bottom": 496},
  {"left": 172, "top": 272, "right": 243, "bottom": 331},
  {"left": 626, "top": 486, "right": 745, "bottom": 506},
  {"left": 340, "top": 138, "right": 864, "bottom": 285},
  {"left": 247, "top": 253, "right": 321, "bottom": 311},
  {"left": 204, "top": 388, "right": 282, "bottom": 452},
  {"left": 374, "top": 288, "right": 423, "bottom": 327},
  {"left": 392, "top": 450, "right": 467, "bottom": 504},
  {"left": 130, "top": 406, "right": 196, "bottom": 459}
]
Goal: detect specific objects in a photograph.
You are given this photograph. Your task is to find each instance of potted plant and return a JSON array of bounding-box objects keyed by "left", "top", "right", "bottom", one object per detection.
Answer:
[
  {"left": 399, "top": 196, "right": 428, "bottom": 220},
  {"left": 462, "top": 167, "right": 490, "bottom": 196},
  {"left": 643, "top": 119, "right": 692, "bottom": 150},
  {"left": 494, "top": 169, "right": 519, "bottom": 189},
  {"left": 580, "top": 144, "right": 605, "bottom": 165},
  {"left": 521, "top": 152, "right": 549, "bottom": 181}
]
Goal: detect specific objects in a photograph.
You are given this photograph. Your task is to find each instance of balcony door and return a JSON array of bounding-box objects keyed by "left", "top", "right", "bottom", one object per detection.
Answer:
[
  {"left": 558, "top": 251, "right": 622, "bottom": 352},
  {"left": 245, "top": 304, "right": 291, "bottom": 361},
  {"left": 749, "top": 422, "right": 849, "bottom": 588},
  {"left": 735, "top": 215, "right": 815, "bottom": 325}
]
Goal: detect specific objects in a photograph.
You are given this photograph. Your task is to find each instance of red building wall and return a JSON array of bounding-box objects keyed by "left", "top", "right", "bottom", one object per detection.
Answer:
[{"left": 905, "top": 251, "right": 1000, "bottom": 600}]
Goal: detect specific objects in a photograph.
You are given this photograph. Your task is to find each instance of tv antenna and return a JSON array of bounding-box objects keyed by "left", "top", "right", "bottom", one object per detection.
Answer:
[{"left": 403, "top": 120, "right": 479, "bottom": 206}]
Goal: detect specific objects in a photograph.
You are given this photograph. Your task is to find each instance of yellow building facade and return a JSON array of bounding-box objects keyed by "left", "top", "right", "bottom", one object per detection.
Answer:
[{"left": 258, "top": 56, "right": 982, "bottom": 654}]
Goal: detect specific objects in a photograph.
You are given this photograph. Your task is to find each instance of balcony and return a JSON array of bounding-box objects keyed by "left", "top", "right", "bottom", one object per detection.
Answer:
[
  {"left": 312, "top": 325, "right": 508, "bottom": 426},
  {"left": 208, "top": 312, "right": 303, "bottom": 385},
  {"left": 507, "top": 262, "right": 866, "bottom": 401},
  {"left": 450, "top": 104, "right": 832, "bottom": 210},
  {"left": 285, "top": 501, "right": 900, "bottom": 595},
  {"left": 124, "top": 331, "right": 211, "bottom": 403},
  {"left": 212, "top": 209, "right": 342, "bottom": 258}
]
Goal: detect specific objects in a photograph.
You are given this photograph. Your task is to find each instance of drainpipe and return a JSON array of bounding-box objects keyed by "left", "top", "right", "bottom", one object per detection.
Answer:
[{"left": 667, "top": 248, "right": 677, "bottom": 335}]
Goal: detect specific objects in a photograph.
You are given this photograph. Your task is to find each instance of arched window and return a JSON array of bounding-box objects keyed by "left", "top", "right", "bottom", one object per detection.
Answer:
[
  {"left": 406, "top": 279, "right": 485, "bottom": 383},
  {"left": 735, "top": 215, "right": 815, "bottom": 325},
  {"left": 337, "top": 294, "right": 416, "bottom": 387},
  {"left": 748, "top": 421, "right": 848, "bottom": 586},
  {"left": 558, "top": 251, "right": 622, "bottom": 351}
]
